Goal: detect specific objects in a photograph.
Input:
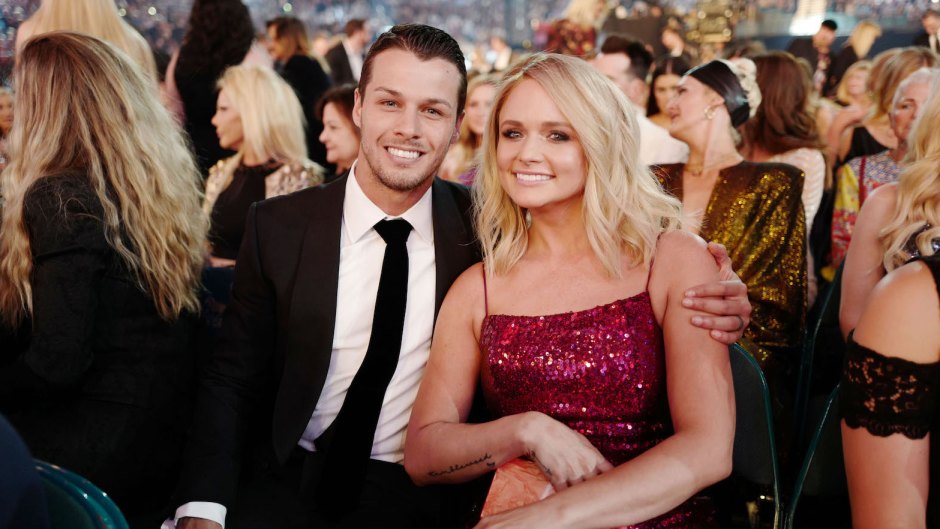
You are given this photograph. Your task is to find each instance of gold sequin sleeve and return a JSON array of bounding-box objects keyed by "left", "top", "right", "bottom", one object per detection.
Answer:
[{"left": 658, "top": 162, "right": 807, "bottom": 371}]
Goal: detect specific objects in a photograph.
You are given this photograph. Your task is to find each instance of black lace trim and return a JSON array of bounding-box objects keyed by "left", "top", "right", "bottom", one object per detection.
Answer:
[{"left": 839, "top": 337, "right": 940, "bottom": 439}]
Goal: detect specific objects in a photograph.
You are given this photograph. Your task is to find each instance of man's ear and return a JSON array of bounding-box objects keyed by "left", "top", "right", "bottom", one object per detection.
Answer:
[
  {"left": 353, "top": 88, "right": 363, "bottom": 128},
  {"left": 451, "top": 112, "right": 464, "bottom": 145}
]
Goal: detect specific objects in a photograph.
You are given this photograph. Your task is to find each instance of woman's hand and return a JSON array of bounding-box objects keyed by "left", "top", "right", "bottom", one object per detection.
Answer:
[
  {"left": 208, "top": 256, "right": 236, "bottom": 268},
  {"left": 518, "top": 411, "right": 613, "bottom": 491}
]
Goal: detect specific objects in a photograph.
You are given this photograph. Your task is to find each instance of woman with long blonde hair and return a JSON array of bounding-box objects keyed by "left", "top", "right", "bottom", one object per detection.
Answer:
[
  {"left": 839, "top": 68, "right": 940, "bottom": 337},
  {"left": 0, "top": 32, "right": 206, "bottom": 521},
  {"left": 440, "top": 74, "right": 498, "bottom": 183},
  {"left": 839, "top": 75, "right": 940, "bottom": 529},
  {"left": 825, "top": 21, "right": 881, "bottom": 97},
  {"left": 405, "top": 53, "right": 735, "bottom": 528},
  {"left": 15, "top": 0, "right": 157, "bottom": 80},
  {"left": 206, "top": 64, "right": 324, "bottom": 267}
]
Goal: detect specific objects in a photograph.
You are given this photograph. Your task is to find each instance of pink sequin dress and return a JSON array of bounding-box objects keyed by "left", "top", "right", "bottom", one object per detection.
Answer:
[{"left": 480, "top": 291, "right": 719, "bottom": 529}]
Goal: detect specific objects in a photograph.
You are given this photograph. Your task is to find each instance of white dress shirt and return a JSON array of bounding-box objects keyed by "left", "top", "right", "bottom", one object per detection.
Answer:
[
  {"left": 635, "top": 106, "right": 689, "bottom": 166},
  {"left": 165, "top": 166, "right": 437, "bottom": 529},
  {"left": 342, "top": 38, "right": 364, "bottom": 81}
]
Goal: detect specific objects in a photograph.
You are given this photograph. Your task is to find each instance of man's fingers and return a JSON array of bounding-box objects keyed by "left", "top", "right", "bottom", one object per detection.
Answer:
[
  {"left": 684, "top": 280, "right": 747, "bottom": 299},
  {"left": 684, "top": 297, "right": 750, "bottom": 317},
  {"left": 691, "top": 314, "right": 747, "bottom": 332}
]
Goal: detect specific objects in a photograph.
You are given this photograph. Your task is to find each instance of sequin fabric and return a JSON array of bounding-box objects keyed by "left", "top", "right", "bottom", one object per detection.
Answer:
[
  {"left": 656, "top": 162, "right": 807, "bottom": 372},
  {"left": 480, "top": 292, "right": 718, "bottom": 529}
]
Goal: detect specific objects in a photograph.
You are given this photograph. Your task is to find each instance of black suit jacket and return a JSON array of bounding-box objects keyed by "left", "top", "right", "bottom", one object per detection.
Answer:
[
  {"left": 914, "top": 32, "right": 938, "bottom": 51},
  {"left": 325, "top": 42, "right": 356, "bottom": 87},
  {"left": 279, "top": 55, "right": 333, "bottom": 169},
  {"left": 177, "top": 175, "right": 480, "bottom": 507}
]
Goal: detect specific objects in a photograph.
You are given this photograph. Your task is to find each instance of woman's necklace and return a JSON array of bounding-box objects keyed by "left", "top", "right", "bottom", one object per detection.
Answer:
[{"left": 683, "top": 153, "right": 743, "bottom": 177}]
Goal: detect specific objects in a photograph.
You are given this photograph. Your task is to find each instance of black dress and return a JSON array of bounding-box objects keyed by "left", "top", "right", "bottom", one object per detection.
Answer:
[
  {"left": 278, "top": 54, "right": 333, "bottom": 170},
  {"left": 841, "top": 126, "right": 888, "bottom": 166},
  {"left": 840, "top": 252, "right": 940, "bottom": 526},
  {"left": 0, "top": 175, "right": 197, "bottom": 519},
  {"left": 209, "top": 162, "right": 277, "bottom": 260}
]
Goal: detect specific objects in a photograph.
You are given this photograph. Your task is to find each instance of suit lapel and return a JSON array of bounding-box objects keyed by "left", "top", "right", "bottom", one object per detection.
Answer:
[
  {"left": 431, "top": 178, "right": 478, "bottom": 320},
  {"left": 272, "top": 176, "right": 347, "bottom": 462}
]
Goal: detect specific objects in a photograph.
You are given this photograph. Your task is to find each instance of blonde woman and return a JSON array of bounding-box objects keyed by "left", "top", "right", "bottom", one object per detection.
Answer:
[
  {"left": 542, "top": 0, "right": 606, "bottom": 56},
  {"left": 440, "top": 74, "right": 498, "bottom": 184},
  {"left": 836, "top": 47, "right": 937, "bottom": 165},
  {"left": 825, "top": 21, "right": 881, "bottom": 98},
  {"left": 15, "top": 0, "right": 157, "bottom": 80},
  {"left": 824, "top": 60, "right": 872, "bottom": 165},
  {"left": 839, "top": 68, "right": 940, "bottom": 338},
  {"left": 206, "top": 64, "right": 324, "bottom": 267},
  {"left": 405, "top": 54, "right": 733, "bottom": 528},
  {"left": 839, "top": 78, "right": 940, "bottom": 522},
  {"left": 0, "top": 32, "right": 206, "bottom": 519}
]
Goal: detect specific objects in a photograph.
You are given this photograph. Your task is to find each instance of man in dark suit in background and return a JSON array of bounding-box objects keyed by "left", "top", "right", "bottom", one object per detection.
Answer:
[
  {"left": 787, "top": 19, "right": 837, "bottom": 93},
  {"left": 325, "top": 19, "right": 370, "bottom": 86},
  {"left": 914, "top": 9, "right": 940, "bottom": 53},
  {"left": 167, "top": 23, "right": 753, "bottom": 529}
]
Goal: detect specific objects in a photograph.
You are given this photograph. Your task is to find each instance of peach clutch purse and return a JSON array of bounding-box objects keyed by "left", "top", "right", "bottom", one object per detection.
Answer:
[{"left": 481, "top": 459, "right": 556, "bottom": 517}]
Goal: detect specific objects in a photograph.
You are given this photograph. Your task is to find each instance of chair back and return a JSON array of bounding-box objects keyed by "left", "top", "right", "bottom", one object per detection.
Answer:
[
  {"left": 785, "top": 385, "right": 848, "bottom": 529},
  {"left": 794, "top": 264, "right": 846, "bottom": 446},
  {"left": 730, "top": 343, "right": 781, "bottom": 528},
  {"left": 35, "top": 461, "right": 129, "bottom": 529}
]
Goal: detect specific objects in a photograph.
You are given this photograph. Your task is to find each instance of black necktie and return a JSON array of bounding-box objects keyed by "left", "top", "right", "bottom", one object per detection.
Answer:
[{"left": 316, "top": 218, "right": 412, "bottom": 518}]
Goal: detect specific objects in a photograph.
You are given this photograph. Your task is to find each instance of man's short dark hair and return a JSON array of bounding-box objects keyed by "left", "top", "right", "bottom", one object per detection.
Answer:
[
  {"left": 821, "top": 19, "right": 838, "bottom": 31},
  {"left": 600, "top": 34, "right": 654, "bottom": 81},
  {"left": 924, "top": 9, "right": 940, "bottom": 20},
  {"left": 345, "top": 19, "right": 367, "bottom": 36},
  {"left": 359, "top": 24, "right": 468, "bottom": 115}
]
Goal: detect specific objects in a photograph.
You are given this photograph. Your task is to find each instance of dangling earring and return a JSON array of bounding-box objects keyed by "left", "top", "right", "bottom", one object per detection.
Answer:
[{"left": 704, "top": 105, "right": 716, "bottom": 120}]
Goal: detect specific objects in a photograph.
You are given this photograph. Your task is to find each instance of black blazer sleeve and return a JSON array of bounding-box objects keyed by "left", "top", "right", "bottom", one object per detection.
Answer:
[
  {"left": 0, "top": 177, "right": 108, "bottom": 404},
  {"left": 176, "top": 201, "right": 278, "bottom": 507}
]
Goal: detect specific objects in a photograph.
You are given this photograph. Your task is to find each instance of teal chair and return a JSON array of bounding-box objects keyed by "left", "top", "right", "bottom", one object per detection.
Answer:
[
  {"left": 729, "top": 343, "right": 782, "bottom": 529},
  {"left": 784, "top": 385, "right": 849, "bottom": 529},
  {"left": 35, "top": 461, "right": 129, "bottom": 529},
  {"left": 794, "top": 264, "right": 845, "bottom": 448}
]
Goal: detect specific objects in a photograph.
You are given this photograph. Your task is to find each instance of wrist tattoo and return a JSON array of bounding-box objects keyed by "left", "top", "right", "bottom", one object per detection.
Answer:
[{"left": 428, "top": 452, "right": 495, "bottom": 477}]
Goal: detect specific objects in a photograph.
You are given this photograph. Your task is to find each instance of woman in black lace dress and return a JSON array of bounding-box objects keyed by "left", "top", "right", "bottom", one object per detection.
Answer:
[
  {"left": 840, "top": 75, "right": 940, "bottom": 529},
  {"left": 841, "top": 252, "right": 940, "bottom": 528},
  {"left": 0, "top": 33, "right": 207, "bottom": 523}
]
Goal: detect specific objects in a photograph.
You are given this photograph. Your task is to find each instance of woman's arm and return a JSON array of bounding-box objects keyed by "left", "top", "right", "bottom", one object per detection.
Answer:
[
  {"left": 839, "top": 183, "right": 896, "bottom": 338},
  {"left": 826, "top": 107, "right": 866, "bottom": 164},
  {"left": 842, "top": 260, "right": 940, "bottom": 529},
  {"left": 404, "top": 263, "right": 611, "bottom": 489},
  {"left": 475, "top": 231, "right": 734, "bottom": 529}
]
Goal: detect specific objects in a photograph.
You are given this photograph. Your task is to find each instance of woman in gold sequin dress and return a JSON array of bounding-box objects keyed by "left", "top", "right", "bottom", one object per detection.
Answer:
[{"left": 656, "top": 59, "right": 807, "bottom": 405}]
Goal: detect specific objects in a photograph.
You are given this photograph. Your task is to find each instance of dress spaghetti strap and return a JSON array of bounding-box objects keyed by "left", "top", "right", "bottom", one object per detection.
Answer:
[
  {"left": 482, "top": 265, "right": 490, "bottom": 317},
  {"left": 921, "top": 254, "right": 940, "bottom": 304}
]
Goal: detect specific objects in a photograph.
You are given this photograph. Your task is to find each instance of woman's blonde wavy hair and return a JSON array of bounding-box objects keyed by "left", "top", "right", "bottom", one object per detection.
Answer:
[
  {"left": 474, "top": 53, "right": 682, "bottom": 278},
  {"left": 17, "top": 0, "right": 157, "bottom": 80},
  {"left": 880, "top": 68, "right": 940, "bottom": 271},
  {"left": 447, "top": 74, "right": 498, "bottom": 178},
  {"left": 0, "top": 32, "right": 207, "bottom": 326},
  {"left": 213, "top": 64, "right": 308, "bottom": 188}
]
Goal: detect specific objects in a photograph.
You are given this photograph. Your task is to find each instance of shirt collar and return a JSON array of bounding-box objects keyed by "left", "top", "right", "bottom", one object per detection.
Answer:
[{"left": 343, "top": 162, "right": 435, "bottom": 245}]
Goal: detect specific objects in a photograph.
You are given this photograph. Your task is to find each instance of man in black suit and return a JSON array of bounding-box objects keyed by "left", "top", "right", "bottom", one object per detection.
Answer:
[
  {"left": 914, "top": 9, "right": 940, "bottom": 53},
  {"left": 168, "top": 23, "right": 752, "bottom": 529},
  {"left": 325, "top": 19, "right": 370, "bottom": 86},
  {"left": 787, "top": 19, "right": 837, "bottom": 93}
]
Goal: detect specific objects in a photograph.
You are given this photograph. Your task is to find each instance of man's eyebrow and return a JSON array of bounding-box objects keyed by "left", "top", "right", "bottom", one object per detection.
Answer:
[{"left": 372, "top": 86, "right": 454, "bottom": 110}]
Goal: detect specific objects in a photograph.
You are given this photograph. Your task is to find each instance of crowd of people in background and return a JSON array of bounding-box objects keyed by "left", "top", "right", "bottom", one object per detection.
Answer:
[{"left": 1, "top": 0, "right": 940, "bottom": 528}]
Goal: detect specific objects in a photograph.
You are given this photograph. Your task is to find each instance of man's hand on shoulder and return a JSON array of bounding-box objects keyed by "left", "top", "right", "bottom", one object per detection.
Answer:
[
  {"left": 682, "top": 242, "right": 752, "bottom": 345},
  {"left": 177, "top": 518, "right": 222, "bottom": 529}
]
